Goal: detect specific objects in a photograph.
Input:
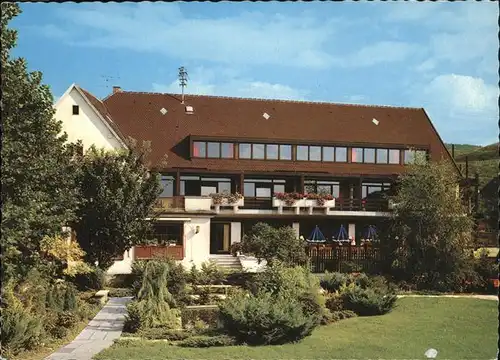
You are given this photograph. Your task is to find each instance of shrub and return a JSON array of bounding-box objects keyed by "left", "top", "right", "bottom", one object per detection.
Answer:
[
  {"left": 63, "top": 284, "right": 78, "bottom": 311},
  {"left": 135, "top": 327, "right": 192, "bottom": 341},
  {"left": 1, "top": 304, "right": 44, "bottom": 356},
  {"left": 189, "top": 261, "right": 225, "bottom": 285},
  {"left": 341, "top": 286, "right": 397, "bottom": 316},
  {"left": 56, "top": 311, "right": 79, "bottom": 329},
  {"left": 73, "top": 266, "right": 107, "bottom": 291},
  {"left": 320, "top": 272, "right": 348, "bottom": 292},
  {"left": 225, "top": 271, "right": 258, "bottom": 288},
  {"left": 252, "top": 262, "right": 319, "bottom": 297},
  {"left": 108, "top": 288, "right": 134, "bottom": 297},
  {"left": 331, "top": 310, "right": 358, "bottom": 322},
  {"left": 177, "top": 335, "right": 237, "bottom": 348},
  {"left": 123, "top": 301, "right": 142, "bottom": 333},
  {"left": 219, "top": 291, "right": 318, "bottom": 345},
  {"left": 181, "top": 307, "right": 220, "bottom": 329},
  {"left": 131, "top": 259, "right": 188, "bottom": 302},
  {"left": 124, "top": 261, "right": 181, "bottom": 332},
  {"left": 325, "top": 293, "right": 344, "bottom": 312},
  {"left": 240, "top": 223, "right": 308, "bottom": 266}
]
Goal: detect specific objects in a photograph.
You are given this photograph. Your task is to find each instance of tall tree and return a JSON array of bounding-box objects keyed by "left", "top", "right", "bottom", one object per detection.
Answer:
[
  {"left": 1, "top": 3, "right": 79, "bottom": 283},
  {"left": 381, "top": 155, "right": 476, "bottom": 291},
  {"left": 72, "top": 140, "right": 163, "bottom": 270}
]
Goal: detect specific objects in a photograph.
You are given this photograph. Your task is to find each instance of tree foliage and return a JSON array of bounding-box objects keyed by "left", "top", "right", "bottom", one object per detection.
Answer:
[
  {"left": 71, "top": 141, "right": 163, "bottom": 269},
  {"left": 1, "top": 3, "right": 80, "bottom": 283},
  {"left": 240, "top": 223, "right": 308, "bottom": 266},
  {"left": 382, "top": 157, "right": 476, "bottom": 291}
]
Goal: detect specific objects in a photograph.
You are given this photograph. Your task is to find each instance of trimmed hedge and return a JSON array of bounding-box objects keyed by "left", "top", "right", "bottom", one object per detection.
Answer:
[{"left": 177, "top": 335, "right": 237, "bottom": 348}]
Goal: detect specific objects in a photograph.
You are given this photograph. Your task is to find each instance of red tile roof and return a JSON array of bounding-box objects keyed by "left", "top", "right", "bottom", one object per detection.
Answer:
[{"left": 87, "top": 90, "right": 456, "bottom": 176}]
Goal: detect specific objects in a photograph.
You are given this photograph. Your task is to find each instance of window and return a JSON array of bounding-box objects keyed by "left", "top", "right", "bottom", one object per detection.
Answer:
[
  {"left": 201, "top": 186, "right": 217, "bottom": 196},
  {"left": 376, "top": 149, "right": 388, "bottom": 164},
  {"left": 280, "top": 145, "right": 292, "bottom": 160},
  {"left": 243, "top": 182, "right": 255, "bottom": 197},
  {"left": 207, "top": 142, "right": 220, "bottom": 158},
  {"left": 273, "top": 184, "right": 285, "bottom": 193},
  {"left": 221, "top": 143, "right": 234, "bottom": 158},
  {"left": 364, "top": 148, "right": 375, "bottom": 163},
  {"left": 305, "top": 180, "right": 340, "bottom": 198},
  {"left": 309, "top": 146, "right": 322, "bottom": 161},
  {"left": 389, "top": 149, "right": 400, "bottom": 164},
  {"left": 266, "top": 144, "right": 279, "bottom": 160},
  {"left": 404, "top": 150, "right": 415, "bottom": 164},
  {"left": 252, "top": 144, "right": 265, "bottom": 159},
  {"left": 323, "top": 147, "right": 335, "bottom": 162},
  {"left": 415, "top": 150, "right": 428, "bottom": 163},
  {"left": 362, "top": 182, "right": 391, "bottom": 199},
  {"left": 297, "top": 145, "right": 309, "bottom": 161},
  {"left": 239, "top": 143, "right": 251, "bottom": 159},
  {"left": 256, "top": 187, "right": 271, "bottom": 197},
  {"left": 72, "top": 105, "right": 79, "bottom": 115},
  {"left": 193, "top": 141, "right": 206, "bottom": 158},
  {"left": 351, "top": 148, "right": 363, "bottom": 163},
  {"left": 159, "top": 176, "right": 174, "bottom": 197},
  {"left": 336, "top": 147, "right": 347, "bottom": 162}
]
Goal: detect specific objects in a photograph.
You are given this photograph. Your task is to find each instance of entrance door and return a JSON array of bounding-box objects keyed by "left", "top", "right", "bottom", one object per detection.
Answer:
[{"left": 210, "top": 223, "right": 231, "bottom": 254}]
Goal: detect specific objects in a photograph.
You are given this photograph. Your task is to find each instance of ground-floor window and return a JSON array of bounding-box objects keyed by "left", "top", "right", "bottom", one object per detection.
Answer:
[{"left": 152, "top": 223, "right": 184, "bottom": 246}]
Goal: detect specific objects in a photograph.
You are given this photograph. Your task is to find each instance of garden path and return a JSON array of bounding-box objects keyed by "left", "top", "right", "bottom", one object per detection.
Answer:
[{"left": 45, "top": 297, "right": 132, "bottom": 360}]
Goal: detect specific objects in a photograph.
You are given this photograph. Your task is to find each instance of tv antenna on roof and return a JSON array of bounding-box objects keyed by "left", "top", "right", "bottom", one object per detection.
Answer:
[{"left": 178, "top": 66, "right": 188, "bottom": 104}]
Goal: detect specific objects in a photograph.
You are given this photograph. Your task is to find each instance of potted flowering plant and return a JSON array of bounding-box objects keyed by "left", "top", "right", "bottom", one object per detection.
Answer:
[
  {"left": 210, "top": 192, "right": 224, "bottom": 205},
  {"left": 227, "top": 192, "right": 243, "bottom": 205},
  {"left": 274, "top": 192, "right": 303, "bottom": 206}
]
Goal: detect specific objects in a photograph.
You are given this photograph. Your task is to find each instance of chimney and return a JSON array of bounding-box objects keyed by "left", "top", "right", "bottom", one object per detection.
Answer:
[
  {"left": 451, "top": 144, "right": 455, "bottom": 159},
  {"left": 112, "top": 86, "right": 122, "bottom": 94}
]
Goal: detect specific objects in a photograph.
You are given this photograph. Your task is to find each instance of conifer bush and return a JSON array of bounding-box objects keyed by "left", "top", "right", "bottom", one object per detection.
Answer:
[{"left": 124, "top": 261, "right": 181, "bottom": 332}]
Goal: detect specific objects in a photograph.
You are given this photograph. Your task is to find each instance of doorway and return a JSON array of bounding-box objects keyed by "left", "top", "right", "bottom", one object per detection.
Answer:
[{"left": 210, "top": 222, "right": 231, "bottom": 254}]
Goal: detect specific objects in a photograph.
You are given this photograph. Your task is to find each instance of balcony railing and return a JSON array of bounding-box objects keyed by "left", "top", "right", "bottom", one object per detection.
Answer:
[
  {"left": 153, "top": 196, "right": 390, "bottom": 214},
  {"left": 335, "top": 198, "right": 390, "bottom": 212},
  {"left": 154, "top": 196, "right": 185, "bottom": 211}
]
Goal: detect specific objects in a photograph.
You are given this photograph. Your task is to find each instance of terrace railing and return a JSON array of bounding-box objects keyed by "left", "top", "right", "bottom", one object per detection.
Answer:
[{"left": 306, "top": 244, "right": 382, "bottom": 273}]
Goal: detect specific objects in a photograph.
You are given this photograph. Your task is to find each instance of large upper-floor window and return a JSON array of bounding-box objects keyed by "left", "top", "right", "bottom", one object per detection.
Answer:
[
  {"left": 361, "top": 182, "right": 392, "bottom": 199},
  {"left": 192, "top": 139, "right": 423, "bottom": 165},
  {"left": 180, "top": 175, "right": 232, "bottom": 196},
  {"left": 193, "top": 141, "right": 234, "bottom": 159},
  {"left": 404, "top": 149, "right": 428, "bottom": 164},
  {"left": 244, "top": 178, "right": 285, "bottom": 198},
  {"left": 305, "top": 179, "right": 340, "bottom": 198}
]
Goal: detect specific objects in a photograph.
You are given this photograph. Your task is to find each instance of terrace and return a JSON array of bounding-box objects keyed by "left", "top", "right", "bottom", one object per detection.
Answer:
[{"left": 153, "top": 172, "right": 395, "bottom": 216}]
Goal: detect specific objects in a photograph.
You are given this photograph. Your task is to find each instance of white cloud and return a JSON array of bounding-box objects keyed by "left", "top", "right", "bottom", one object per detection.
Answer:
[
  {"left": 35, "top": 3, "right": 422, "bottom": 70},
  {"left": 342, "top": 41, "right": 419, "bottom": 67},
  {"left": 415, "top": 59, "right": 436, "bottom": 73},
  {"left": 152, "top": 66, "right": 308, "bottom": 100},
  {"left": 385, "top": 2, "right": 497, "bottom": 73},
  {"left": 45, "top": 4, "right": 339, "bottom": 70},
  {"left": 414, "top": 74, "right": 498, "bottom": 145},
  {"left": 423, "top": 74, "right": 498, "bottom": 119}
]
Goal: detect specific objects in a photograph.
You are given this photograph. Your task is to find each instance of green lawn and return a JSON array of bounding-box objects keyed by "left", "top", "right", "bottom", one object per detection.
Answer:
[{"left": 95, "top": 297, "right": 498, "bottom": 360}]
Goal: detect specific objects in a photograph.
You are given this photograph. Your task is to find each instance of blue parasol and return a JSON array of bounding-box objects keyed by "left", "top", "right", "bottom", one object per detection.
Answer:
[{"left": 307, "top": 225, "right": 326, "bottom": 243}]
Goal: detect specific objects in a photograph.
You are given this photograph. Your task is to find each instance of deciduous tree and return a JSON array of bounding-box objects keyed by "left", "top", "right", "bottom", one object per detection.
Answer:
[
  {"left": 72, "top": 140, "right": 163, "bottom": 269},
  {"left": 382, "top": 155, "right": 476, "bottom": 291},
  {"left": 1, "top": 3, "right": 79, "bottom": 283}
]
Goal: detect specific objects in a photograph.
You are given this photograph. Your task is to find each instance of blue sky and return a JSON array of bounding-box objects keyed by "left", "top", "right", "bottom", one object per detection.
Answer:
[{"left": 12, "top": 1, "right": 498, "bottom": 145}]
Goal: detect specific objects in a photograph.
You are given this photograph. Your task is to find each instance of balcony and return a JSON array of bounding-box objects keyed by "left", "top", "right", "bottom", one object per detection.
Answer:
[
  {"left": 273, "top": 197, "right": 336, "bottom": 214},
  {"left": 153, "top": 195, "right": 245, "bottom": 214}
]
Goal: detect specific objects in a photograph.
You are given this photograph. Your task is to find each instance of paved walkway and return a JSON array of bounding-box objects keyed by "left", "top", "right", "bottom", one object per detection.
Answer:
[{"left": 45, "top": 297, "right": 132, "bottom": 360}]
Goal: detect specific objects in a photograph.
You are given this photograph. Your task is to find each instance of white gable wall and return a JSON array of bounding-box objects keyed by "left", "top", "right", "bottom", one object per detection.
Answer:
[{"left": 55, "top": 87, "right": 123, "bottom": 152}]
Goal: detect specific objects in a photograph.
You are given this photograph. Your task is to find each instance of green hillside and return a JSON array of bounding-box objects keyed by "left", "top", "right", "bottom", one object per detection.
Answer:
[{"left": 445, "top": 143, "right": 498, "bottom": 187}]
